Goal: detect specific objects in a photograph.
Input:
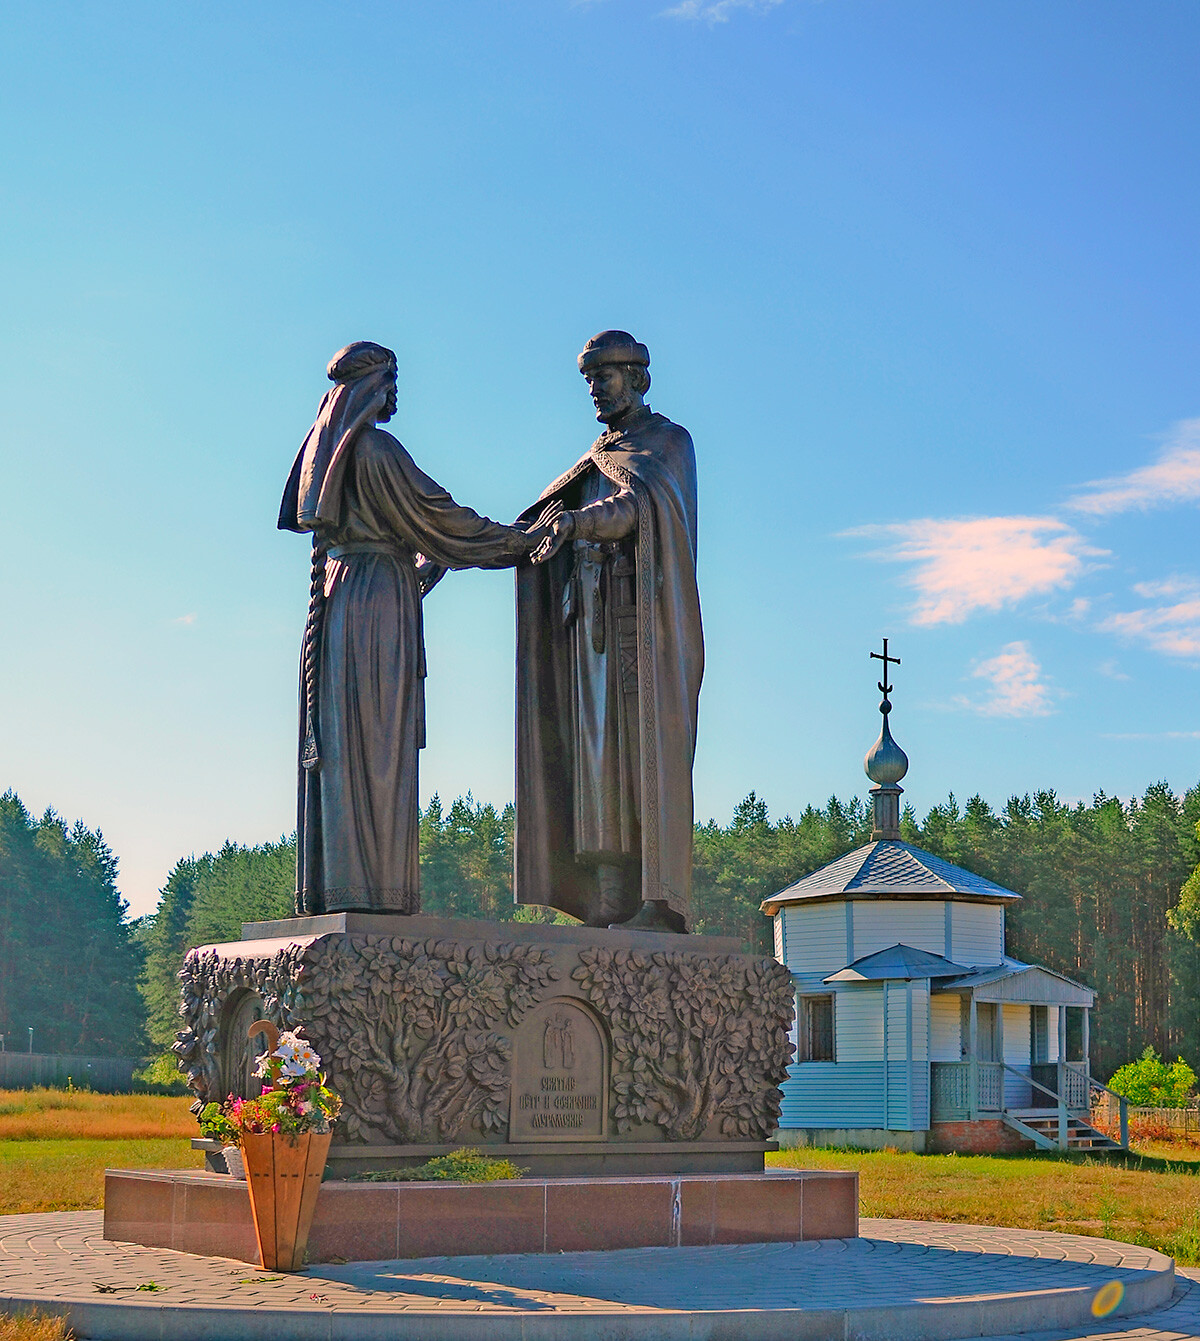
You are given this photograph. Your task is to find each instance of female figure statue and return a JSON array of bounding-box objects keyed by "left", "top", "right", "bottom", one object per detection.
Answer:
[{"left": 278, "top": 341, "right": 537, "bottom": 915}]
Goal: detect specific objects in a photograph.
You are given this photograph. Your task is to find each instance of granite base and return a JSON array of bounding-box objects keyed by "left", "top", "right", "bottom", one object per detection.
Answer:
[{"left": 104, "top": 1168, "right": 858, "bottom": 1263}]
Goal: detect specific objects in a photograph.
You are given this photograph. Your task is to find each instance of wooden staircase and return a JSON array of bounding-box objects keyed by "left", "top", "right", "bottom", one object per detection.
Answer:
[{"left": 1002, "top": 1109, "right": 1124, "bottom": 1153}]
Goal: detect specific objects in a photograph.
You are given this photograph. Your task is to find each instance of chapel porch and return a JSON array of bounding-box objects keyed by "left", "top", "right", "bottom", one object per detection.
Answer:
[{"left": 929, "top": 966, "right": 1127, "bottom": 1152}]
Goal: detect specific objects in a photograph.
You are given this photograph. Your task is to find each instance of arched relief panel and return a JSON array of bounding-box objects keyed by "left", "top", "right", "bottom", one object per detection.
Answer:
[
  {"left": 221, "top": 990, "right": 268, "bottom": 1100},
  {"left": 509, "top": 996, "right": 609, "bottom": 1141}
]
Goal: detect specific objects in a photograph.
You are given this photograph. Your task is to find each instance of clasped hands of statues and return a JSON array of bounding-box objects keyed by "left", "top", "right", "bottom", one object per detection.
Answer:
[
  {"left": 419, "top": 502, "right": 573, "bottom": 574},
  {"left": 516, "top": 498, "right": 579, "bottom": 566},
  {"left": 412, "top": 498, "right": 576, "bottom": 596}
]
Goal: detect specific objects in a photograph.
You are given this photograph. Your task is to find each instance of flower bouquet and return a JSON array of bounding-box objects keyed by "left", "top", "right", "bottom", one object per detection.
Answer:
[
  {"left": 197, "top": 1101, "right": 244, "bottom": 1178},
  {"left": 232, "top": 1021, "right": 342, "bottom": 1270}
]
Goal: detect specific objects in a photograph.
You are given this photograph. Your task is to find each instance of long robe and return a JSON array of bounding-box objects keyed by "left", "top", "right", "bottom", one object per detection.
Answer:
[
  {"left": 514, "top": 406, "right": 704, "bottom": 924},
  {"left": 284, "top": 426, "right": 527, "bottom": 915}
]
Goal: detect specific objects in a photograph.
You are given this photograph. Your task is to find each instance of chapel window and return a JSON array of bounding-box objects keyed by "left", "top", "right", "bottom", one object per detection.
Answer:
[{"left": 797, "top": 994, "right": 835, "bottom": 1063}]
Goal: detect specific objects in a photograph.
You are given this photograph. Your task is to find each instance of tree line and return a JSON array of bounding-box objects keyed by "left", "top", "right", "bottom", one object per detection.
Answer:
[
  {"left": 0, "top": 793, "right": 143, "bottom": 1056},
  {"left": 4, "top": 782, "right": 1199, "bottom": 1085}
]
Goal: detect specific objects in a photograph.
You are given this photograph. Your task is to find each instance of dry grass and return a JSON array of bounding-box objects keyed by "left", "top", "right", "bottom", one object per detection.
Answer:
[
  {"left": 0, "top": 1089, "right": 202, "bottom": 1215},
  {"left": 770, "top": 1144, "right": 1200, "bottom": 1263},
  {"left": 0, "top": 1311, "right": 73, "bottom": 1341},
  {"left": 0, "top": 1089, "right": 195, "bottom": 1141}
]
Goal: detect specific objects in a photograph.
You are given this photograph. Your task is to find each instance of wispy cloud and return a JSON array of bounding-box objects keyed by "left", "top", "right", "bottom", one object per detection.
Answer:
[
  {"left": 1097, "top": 658, "right": 1130, "bottom": 682},
  {"left": 1098, "top": 576, "right": 1200, "bottom": 660},
  {"left": 663, "top": 0, "right": 783, "bottom": 20},
  {"left": 1102, "top": 730, "right": 1200, "bottom": 741},
  {"left": 1065, "top": 418, "right": 1200, "bottom": 517},
  {"left": 846, "top": 516, "right": 1103, "bottom": 626},
  {"left": 959, "top": 642, "right": 1056, "bottom": 717},
  {"left": 1132, "top": 575, "right": 1198, "bottom": 600},
  {"left": 172, "top": 613, "right": 198, "bottom": 626}
]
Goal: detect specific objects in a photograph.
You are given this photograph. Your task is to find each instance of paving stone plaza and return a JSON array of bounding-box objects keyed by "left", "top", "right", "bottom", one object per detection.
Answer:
[{"left": 3, "top": 1210, "right": 1200, "bottom": 1340}]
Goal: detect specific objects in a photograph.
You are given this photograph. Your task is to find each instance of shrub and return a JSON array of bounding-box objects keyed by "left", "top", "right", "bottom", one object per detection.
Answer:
[
  {"left": 354, "top": 1147, "right": 528, "bottom": 1183},
  {"left": 1108, "top": 1047, "right": 1197, "bottom": 1108},
  {"left": 133, "top": 1054, "right": 189, "bottom": 1096}
]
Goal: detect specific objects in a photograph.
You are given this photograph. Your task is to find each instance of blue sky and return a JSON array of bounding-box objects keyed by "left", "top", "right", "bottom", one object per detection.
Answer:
[{"left": 2, "top": 1, "right": 1197, "bottom": 916}]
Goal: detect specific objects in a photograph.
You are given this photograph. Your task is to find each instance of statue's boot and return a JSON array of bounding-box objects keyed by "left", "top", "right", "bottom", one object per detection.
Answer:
[
  {"left": 612, "top": 899, "right": 686, "bottom": 934},
  {"left": 583, "top": 864, "right": 634, "bottom": 928}
]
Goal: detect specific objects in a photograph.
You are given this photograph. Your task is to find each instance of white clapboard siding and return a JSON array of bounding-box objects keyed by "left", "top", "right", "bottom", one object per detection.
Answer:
[
  {"left": 885, "top": 982, "right": 909, "bottom": 1063},
  {"left": 878, "top": 981, "right": 931, "bottom": 1130},
  {"left": 911, "top": 980, "right": 931, "bottom": 1128},
  {"left": 912, "top": 980, "right": 930, "bottom": 1062},
  {"left": 854, "top": 900, "right": 946, "bottom": 960},
  {"left": 948, "top": 902, "right": 1004, "bottom": 966},
  {"left": 783, "top": 903, "right": 847, "bottom": 980},
  {"left": 885, "top": 986, "right": 907, "bottom": 1129},
  {"left": 833, "top": 984, "right": 885, "bottom": 1062},
  {"left": 929, "top": 994, "right": 962, "bottom": 1062},
  {"left": 1002, "top": 1003, "right": 1032, "bottom": 1108},
  {"left": 779, "top": 1062, "right": 886, "bottom": 1128},
  {"left": 1047, "top": 1006, "right": 1060, "bottom": 1062}
]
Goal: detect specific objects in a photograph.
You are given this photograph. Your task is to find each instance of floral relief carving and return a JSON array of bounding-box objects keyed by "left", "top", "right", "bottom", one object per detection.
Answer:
[
  {"left": 295, "top": 935, "right": 559, "bottom": 1144},
  {"left": 175, "top": 945, "right": 306, "bottom": 1111},
  {"left": 178, "top": 931, "right": 791, "bottom": 1151},
  {"left": 571, "top": 947, "right": 795, "bottom": 1141}
]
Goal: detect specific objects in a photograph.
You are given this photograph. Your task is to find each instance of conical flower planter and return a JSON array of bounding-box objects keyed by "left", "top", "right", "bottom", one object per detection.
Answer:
[{"left": 242, "top": 1131, "right": 331, "bottom": 1271}]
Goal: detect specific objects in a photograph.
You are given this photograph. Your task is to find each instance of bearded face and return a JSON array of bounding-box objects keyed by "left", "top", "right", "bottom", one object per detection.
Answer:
[{"left": 584, "top": 363, "right": 648, "bottom": 424}]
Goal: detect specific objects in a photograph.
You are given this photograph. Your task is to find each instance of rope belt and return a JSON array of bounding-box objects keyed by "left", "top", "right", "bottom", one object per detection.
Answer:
[{"left": 327, "top": 541, "right": 407, "bottom": 560}]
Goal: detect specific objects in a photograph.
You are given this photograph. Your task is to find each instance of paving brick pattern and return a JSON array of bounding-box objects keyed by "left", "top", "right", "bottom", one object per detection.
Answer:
[{"left": 0, "top": 1211, "right": 1193, "bottom": 1339}]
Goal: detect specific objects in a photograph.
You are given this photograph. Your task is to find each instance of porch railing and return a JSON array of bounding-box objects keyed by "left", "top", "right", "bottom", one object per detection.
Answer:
[{"left": 930, "top": 1060, "right": 1128, "bottom": 1150}]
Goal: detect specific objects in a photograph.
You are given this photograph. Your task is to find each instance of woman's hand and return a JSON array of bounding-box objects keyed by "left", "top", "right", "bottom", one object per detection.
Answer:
[
  {"left": 532, "top": 512, "right": 575, "bottom": 564},
  {"left": 516, "top": 497, "right": 564, "bottom": 540}
]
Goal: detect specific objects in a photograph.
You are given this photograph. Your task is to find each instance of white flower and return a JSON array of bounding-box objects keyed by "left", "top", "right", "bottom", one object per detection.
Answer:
[{"left": 273, "top": 1030, "right": 320, "bottom": 1072}]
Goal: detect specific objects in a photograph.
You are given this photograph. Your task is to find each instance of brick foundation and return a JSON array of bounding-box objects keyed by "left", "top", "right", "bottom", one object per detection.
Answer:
[{"left": 927, "top": 1120, "right": 1032, "bottom": 1154}]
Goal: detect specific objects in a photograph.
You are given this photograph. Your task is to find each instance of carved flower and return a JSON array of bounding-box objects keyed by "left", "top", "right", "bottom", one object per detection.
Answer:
[{"left": 444, "top": 962, "right": 506, "bottom": 1028}]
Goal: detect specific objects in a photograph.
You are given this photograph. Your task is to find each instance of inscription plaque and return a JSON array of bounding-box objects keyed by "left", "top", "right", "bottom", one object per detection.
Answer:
[{"left": 509, "top": 997, "right": 607, "bottom": 1141}]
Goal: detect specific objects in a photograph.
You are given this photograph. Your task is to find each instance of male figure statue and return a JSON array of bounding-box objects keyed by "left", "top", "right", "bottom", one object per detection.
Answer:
[{"left": 515, "top": 331, "right": 704, "bottom": 932}]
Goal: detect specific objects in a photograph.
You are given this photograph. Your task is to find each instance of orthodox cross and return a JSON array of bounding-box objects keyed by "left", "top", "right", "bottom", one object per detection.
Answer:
[{"left": 870, "top": 638, "right": 900, "bottom": 705}]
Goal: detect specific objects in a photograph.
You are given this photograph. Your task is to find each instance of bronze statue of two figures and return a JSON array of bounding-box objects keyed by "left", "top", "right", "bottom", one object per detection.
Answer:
[{"left": 279, "top": 331, "right": 703, "bottom": 936}]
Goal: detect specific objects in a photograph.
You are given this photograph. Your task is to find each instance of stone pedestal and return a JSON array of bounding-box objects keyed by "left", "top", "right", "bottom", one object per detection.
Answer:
[
  {"left": 104, "top": 1168, "right": 858, "bottom": 1262},
  {"left": 175, "top": 913, "right": 795, "bottom": 1178}
]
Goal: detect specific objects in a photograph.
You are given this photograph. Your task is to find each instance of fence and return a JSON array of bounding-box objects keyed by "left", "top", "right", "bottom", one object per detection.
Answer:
[
  {"left": 1092, "top": 1092, "right": 1200, "bottom": 1135},
  {"left": 0, "top": 1053, "right": 138, "bottom": 1093},
  {"left": 1128, "top": 1106, "right": 1200, "bottom": 1133}
]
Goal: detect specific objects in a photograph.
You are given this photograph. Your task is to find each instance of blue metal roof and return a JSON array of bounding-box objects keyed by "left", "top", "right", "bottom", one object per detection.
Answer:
[
  {"left": 824, "top": 943, "right": 972, "bottom": 983},
  {"left": 761, "top": 839, "right": 1021, "bottom": 911}
]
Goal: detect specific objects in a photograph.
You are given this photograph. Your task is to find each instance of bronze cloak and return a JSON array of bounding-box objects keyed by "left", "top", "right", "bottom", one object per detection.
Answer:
[{"left": 514, "top": 410, "right": 704, "bottom": 923}]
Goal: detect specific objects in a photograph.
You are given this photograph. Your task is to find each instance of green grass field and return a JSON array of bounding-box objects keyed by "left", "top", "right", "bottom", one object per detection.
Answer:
[
  {"left": 0, "top": 1089, "right": 201, "bottom": 1216},
  {"left": 769, "top": 1144, "right": 1200, "bottom": 1264}
]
